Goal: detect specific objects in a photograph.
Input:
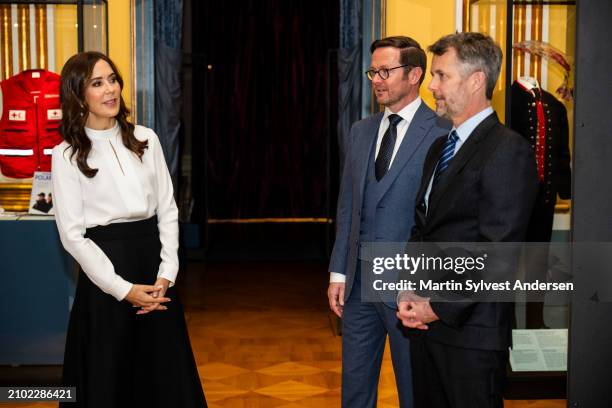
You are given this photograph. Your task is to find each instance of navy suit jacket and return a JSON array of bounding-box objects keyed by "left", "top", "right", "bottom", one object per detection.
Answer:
[
  {"left": 410, "top": 112, "right": 539, "bottom": 351},
  {"left": 329, "top": 101, "right": 450, "bottom": 303}
]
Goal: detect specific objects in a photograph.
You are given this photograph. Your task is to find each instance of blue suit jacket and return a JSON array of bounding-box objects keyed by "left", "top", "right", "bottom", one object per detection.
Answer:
[{"left": 329, "top": 101, "right": 451, "bottom": 302}]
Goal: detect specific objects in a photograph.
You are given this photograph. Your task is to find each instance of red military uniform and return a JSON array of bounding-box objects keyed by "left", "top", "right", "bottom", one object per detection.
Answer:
[{"left": 0, "top": 69, "right": 63, "bottom": 178}]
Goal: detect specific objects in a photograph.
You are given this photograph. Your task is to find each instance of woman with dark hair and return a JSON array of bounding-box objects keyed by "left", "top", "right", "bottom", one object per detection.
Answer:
[{"left": 52, "top": 51, "right": 206, "bottom": 407}]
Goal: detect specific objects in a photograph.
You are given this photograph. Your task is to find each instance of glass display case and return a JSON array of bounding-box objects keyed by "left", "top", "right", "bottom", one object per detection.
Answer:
[
  {"left": 466, "top": 0, "right": 576, "bottom": 399},
  {"left": 0, "top": 0, "right": 107, "bottom": 212}
]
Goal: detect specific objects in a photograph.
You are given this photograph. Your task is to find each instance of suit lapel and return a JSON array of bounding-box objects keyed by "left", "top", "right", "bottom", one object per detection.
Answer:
[
  {"left": 426, "top": 112, "right": 499, "bottom": 218},
  {"left": 415, "top": 136, "right": 445, "bottom": 206},
  {"left": 374, "top": 103, "right": 435, "bottom": 200},
  {"left": 355, "top": 113, "right": 383, "bottom": 201}
]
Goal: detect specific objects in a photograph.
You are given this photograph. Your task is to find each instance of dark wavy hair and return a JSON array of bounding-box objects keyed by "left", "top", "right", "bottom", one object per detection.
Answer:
[
  {"left": 59, "top": 51, "right": 147, "bottom": 177},
  {"left": 370, "top": 36, "right": 427, "bottom": 85}
]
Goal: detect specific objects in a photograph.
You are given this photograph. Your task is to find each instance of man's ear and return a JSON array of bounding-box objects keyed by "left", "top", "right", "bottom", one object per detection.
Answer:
[
  {"left": 410, "top": 66, "right": 424, "bottom": 85},
  {"left": 470, "top": 70, "right": 486, "bottom": 95}
]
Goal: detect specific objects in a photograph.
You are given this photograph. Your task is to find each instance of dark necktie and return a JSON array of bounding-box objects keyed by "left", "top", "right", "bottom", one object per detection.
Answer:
[
  {"left": 432, "top": 130, "right": 459, "bottom": 188},
  {"left": 375, "top": 114, "right": 403, "bottom": 181}
]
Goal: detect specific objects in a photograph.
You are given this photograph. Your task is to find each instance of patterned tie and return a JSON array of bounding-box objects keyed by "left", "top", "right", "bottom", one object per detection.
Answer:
[
  {"left": 375, "top": 114, "right": 403, "bottom": 181},
  {"left": 432, "top": 130, "right": 459, "bottom": 187}
]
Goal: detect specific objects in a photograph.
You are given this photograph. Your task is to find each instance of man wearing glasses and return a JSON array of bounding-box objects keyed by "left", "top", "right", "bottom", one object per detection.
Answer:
[{"left": 328, "top": 36, "right": 450, "bottom": 407}]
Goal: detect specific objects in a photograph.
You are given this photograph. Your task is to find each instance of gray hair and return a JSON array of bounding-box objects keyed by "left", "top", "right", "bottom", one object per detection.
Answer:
[{"left": 428, "top": 32, "right": 503, "bottom": 99}]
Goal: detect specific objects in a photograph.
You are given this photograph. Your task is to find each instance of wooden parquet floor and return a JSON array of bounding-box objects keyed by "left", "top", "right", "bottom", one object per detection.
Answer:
[{"left": 3, "top": 261, "right": 565, "bottom": 408}]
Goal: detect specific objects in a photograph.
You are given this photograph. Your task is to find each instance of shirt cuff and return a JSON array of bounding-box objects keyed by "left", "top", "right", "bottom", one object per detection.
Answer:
[
  {"left": 329, "top": 272, "right": 346, "bottom": 283},
  {"left": 157, "top": 260, "right": 178, "bottom": 287},
  {"left": 113, "top": 280, "right": 133, "bottom": 302},
  {"left": 157, "top": 270, "right": 176, "bottom": 287}
]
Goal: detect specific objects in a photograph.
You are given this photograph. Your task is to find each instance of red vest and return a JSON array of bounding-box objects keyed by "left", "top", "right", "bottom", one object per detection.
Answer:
[{"left": 0, "top": 69, "right": 63, "bottom": 178}]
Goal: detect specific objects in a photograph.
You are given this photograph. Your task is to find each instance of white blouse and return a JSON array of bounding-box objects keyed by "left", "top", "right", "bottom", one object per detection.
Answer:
[{"left": 52, "top": 123, "right": 179, "bottom": 301}]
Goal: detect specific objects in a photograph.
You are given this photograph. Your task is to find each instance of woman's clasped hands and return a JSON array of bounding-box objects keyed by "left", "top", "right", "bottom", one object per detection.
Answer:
[{"left": 125, "top": 277, "right": 172, "bottom": 315}]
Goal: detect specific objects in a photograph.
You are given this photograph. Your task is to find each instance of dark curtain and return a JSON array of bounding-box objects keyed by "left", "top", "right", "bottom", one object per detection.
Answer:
[
  {"left": 338, "top": 0, "right": 362, "bottom": 167},
  {"left": 193, "top": 0, "right": 339, "bottom": 220},
  {"left": 154, "top": 0, "right": 183, "bottom": 190}
]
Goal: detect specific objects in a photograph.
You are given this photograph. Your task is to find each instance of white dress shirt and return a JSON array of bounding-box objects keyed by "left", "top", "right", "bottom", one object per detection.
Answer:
[
  {"left": 330, "top": 97, "right": 422, "bottom": 283},
  {"left": 374, "top": 97, "right": 422, "bottom": 168},
  {"left": 52, "top": 123, "right": 179, "bottom": 301},
  {"left": 423, "top": 106, "right": 494, "bottom": 209}
]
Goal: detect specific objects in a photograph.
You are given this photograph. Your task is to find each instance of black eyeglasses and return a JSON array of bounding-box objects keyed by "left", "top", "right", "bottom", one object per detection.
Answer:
[{"left": 365, "top": 64, "right": 412, "bottom": 81}]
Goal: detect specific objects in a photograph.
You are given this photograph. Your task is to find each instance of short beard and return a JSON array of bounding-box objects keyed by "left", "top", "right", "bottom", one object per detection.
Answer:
[
  {"left": 436, "top": 96, "right": 466, "bottom": 122},
  {"left": 435, "top": 106, "right": 451, "bottom": 120},
  {"left": 375, "top": 94, "right": 394, "bottom": 107}
]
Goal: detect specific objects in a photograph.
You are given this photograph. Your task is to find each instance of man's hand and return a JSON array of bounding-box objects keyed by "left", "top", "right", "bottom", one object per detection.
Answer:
[
  {"left": 328, "top": 282, "right": 345, "bottom": 318},
  {"left": 397, "top": 299, "right": 439, "bottom": 330}
]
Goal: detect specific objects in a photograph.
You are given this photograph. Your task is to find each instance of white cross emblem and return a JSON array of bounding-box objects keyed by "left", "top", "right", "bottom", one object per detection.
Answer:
[
  {"left": 47, "top": 109, "right": 62, "bottom": 120},
  {"left": 8, "top": 110, "right": 26, "bottom": 121}
]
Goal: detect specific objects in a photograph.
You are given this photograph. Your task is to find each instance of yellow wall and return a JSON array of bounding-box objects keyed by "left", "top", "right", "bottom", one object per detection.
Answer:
[
  {"left": 108, "top": 0, "right": 131, "bottom": 109},
  {"left": 387, "top": 1, "right": 511, "bottom": 121},
  {"left": 386, "top": 0, "right": 456, "bottom": 110}
]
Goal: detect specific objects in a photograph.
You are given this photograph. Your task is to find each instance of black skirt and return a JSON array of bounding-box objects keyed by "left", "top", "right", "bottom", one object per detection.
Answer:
[{"left": 60, "top": 217, "right": 207, "bottom": 408}]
